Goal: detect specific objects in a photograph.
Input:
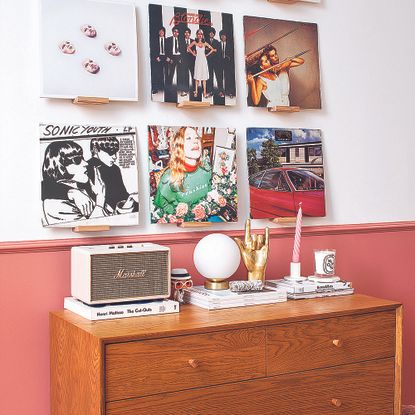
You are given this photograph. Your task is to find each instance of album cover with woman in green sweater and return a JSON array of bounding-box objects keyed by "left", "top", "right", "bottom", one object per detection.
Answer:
[{"left": 148, "top": 125, "right": 237, "bottom": 224}]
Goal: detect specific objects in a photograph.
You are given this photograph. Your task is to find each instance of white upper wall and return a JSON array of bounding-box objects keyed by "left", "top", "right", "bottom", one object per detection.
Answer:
[{"left": 1, "top": 0, "right": 414, "bottom": 242}]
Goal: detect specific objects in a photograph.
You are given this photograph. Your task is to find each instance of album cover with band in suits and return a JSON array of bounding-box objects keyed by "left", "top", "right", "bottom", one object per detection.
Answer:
[{"left": 149, "top": 4, "right": 236, "bottom": 106}]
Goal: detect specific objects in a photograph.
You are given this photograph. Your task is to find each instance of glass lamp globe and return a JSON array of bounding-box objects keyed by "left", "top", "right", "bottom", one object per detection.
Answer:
[{"left": 193, "top": 233, "right": 240, "bottom": 290}]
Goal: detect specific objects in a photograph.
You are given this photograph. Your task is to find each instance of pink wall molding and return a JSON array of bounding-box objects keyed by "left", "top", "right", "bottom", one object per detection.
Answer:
[
  {"left": 0, "top": 220, "right": 414, "bottom": 414},
  {"left": 1, "top": 220, "right": 415, "bottom": 254}
]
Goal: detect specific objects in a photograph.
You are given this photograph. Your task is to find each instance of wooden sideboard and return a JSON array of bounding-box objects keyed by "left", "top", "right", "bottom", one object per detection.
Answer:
[{"left": 50, "top": 294, "right": 402, "bottom": 415}]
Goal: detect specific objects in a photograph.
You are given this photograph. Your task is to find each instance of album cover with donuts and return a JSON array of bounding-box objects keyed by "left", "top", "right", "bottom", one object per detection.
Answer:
[
  {"left": 244, "top": 16, "right": 322, "bottom": 110},
  {"left": 40, "top": 0, "right": 138, "bottom": 101},
  {"left": 148, "top": 126, "right": 238, "bottom": 224},
  {"left": 40, "top": 123, "right": 139, "bottom": 228},
  {"left": 149, "top": 4, "right": 237, "bottom": 106}
]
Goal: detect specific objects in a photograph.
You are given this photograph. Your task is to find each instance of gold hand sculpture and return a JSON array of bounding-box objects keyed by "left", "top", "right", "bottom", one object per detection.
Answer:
[{"left": 234, "top": 219, "right": 270, "bottom": 282}]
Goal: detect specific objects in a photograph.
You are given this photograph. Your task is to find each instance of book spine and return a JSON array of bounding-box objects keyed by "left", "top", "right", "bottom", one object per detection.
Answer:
[
  {"left": 267, "top": 281, "right": 351, "bottom": 294},
  {"left": 185, "top": 294, "right": 287, "bottom": 309},
  {"left": 94, "top": 301, "right": 179, "bottom": 320},
  {"left": 185, "top": 289, "right": 287, "bottom": 302},
  {"left": 288, "top": 289, "right": 354, "bottom": 300},
  {"left": 266, "top": 281, "right": 312, "bottom": 294},
  {"left": 64, "top": 299, "right": 179, "bottom": 321},
  {"left": 315, "top": 282, "right": 352, "bottom": 291},
  {"left": 185, "top": 297, "right": 246, "bottom": 310}
]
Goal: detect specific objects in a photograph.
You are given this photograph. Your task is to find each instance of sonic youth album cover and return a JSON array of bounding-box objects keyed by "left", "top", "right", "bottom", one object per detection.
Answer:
[
  {"left": 40, "top": 123, "right": 139, "bottom": 227},
  {"left": 149, "top": 4, "right": 236, "bottom": 106},
  {"left": 247, "top": 127, "right": 325, "bottom": 218},
  {"left": 244, "top": 16, "right": 321, "bottom": 110},
  {"left": 148, "top": 125, "right": 237, "bottom": 224}
]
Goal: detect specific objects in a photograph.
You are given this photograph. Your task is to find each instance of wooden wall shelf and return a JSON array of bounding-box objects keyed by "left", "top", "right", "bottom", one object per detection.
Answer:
[
  {"left": 72, "top": 96, "right": 110, "bottom": 105},
  {"left": 268, "top": 105, "right": 300, "bottom": 113},
  {"left": 177, "top": 222, "right": 213, "bottom": 228},
  {"left": 72, "top": 225, "right": 110, "bottom": 233},
  {"left": 269, "top": 217, "right": 296, "bottom": 225},
  {"left": 267, "top": 0, "right": 300, "bottom": 3},
  {"left": 177, "top": 101, "right": 211, "bottom": 109}
]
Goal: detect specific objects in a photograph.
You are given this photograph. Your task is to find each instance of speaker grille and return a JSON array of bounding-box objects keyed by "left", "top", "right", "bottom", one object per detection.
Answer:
[{"left": 90, "top": 251, "right": 169, "bottom": 302}]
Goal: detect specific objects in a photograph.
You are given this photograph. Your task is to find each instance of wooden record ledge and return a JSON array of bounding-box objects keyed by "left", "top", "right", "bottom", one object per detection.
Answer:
[
  {"left": 177, "top": 101, "right": 211, "bottom": 109},
  {"left": 177, "top": 222, "right": 213, "bottom": 228},
  {"left": 268, "top": 105, "right": 300, "bottom": 113},
  {"left": 72, "top": 225, "right": 110, "bottom": 233},
  {"left": 72, "top": 96, "right": 110, "bottom": 105},
  {"left": 267, "top": 0, "right": 300, "bottom": 3},
  {"left": 269, "top": 217, "right": 296, "bottom": 225}
]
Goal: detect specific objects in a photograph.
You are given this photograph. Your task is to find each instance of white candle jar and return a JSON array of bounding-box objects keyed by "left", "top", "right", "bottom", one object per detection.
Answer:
[{"left": 314, "top": 249, "right": 336, "bottom": 277}]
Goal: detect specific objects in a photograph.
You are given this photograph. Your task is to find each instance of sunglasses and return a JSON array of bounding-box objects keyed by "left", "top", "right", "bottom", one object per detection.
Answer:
[
  {"left": 173, "top": 280, "right": 193, "bottom": 290},
  {"left": 103, "top": 148, "right": 118, "bottom": 156},
  {"left": 64, "top": 155, "right": 84, "bottom": 166}
]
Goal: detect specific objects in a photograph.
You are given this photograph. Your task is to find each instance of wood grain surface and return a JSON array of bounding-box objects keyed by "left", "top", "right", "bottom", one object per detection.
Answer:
[
  {"left": 106, "top": 358, "right": 395, "bottom": 415},
  {"left": 106, "top": 328, "right": 266, "bottom": 401},
  {"left": 49, "top": 295, "right": 401, "bottom": 415},
  {"left": 50, "top": 294, "right": 400, "bottom": 343},
  {"left": 50, "top": 314, "right": 104, "bottom": 415},
  {"left": 395, "top": 305, "right": 403, "bottom": 415},
  {"left": 267, "top": 310, "right": 396, "bottom": 375}
]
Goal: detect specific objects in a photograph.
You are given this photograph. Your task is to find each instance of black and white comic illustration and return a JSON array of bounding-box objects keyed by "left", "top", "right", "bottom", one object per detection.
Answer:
[
  {"left": 40, "top": 124, "right": 139, "bottom": 227},
  {"left": 149, "top": 4, "right": 236, "bottom": 106}
]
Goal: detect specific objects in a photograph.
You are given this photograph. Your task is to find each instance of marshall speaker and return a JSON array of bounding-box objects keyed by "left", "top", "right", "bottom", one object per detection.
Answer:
[{"left": 71, "top": 243, "right": 171, "bottom": 305}]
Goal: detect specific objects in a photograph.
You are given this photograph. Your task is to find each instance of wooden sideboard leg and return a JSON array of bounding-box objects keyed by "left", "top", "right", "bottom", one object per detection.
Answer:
[
  {"left": 394, "top": 305, "right": 403, "bottom": 415},
  {"left": 50, "top": 314, "right": 104, "bottom": 415}
]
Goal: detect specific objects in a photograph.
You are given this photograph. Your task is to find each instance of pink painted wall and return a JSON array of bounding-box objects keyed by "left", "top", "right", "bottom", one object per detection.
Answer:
[{"left": 0, "top": 224, "right": 414, "bottom": 415}]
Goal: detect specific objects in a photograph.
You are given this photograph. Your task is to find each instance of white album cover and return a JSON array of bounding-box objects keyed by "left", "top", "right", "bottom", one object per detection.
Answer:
[{"left": 40, "top": 0, "right": 138, "bottom": 101}]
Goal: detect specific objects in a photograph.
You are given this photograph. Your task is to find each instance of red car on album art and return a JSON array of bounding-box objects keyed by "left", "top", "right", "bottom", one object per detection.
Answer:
[
  {"left": 247, "top": 128, "right": 326, "bottom": 218},
  {"left": 249, "top": 168, "right": 325, "bottom": 218}
]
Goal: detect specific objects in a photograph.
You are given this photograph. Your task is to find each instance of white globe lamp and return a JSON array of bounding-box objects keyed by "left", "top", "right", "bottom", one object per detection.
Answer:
[{"left": 193, "top": 233, "right": 241, "bottom": 290}]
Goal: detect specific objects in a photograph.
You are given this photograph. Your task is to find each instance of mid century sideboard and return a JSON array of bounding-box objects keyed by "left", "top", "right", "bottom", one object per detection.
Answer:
[{"left": 50, "top": 294, "right": 402, "bottom": 414}]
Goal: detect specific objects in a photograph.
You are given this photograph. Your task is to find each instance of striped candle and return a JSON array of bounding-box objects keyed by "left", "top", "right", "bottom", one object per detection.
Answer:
[{"left": 292, "top": 203, "right": 302, "bottom": 263}]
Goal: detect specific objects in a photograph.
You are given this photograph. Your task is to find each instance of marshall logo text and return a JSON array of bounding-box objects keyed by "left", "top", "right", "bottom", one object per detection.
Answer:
[{"left": 114, "top": 269, "right": 147, "bottom": 280}]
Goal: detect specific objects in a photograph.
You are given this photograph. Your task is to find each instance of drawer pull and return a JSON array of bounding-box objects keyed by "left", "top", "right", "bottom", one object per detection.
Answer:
[
  {"left": 332, "top": 339, "right": 343, "bottom": 347},
  {"left": 331, "top": 398, "right": 342, "bottom": 407},
  {"left": 188, "top": 359, "right": 199, "bottom": 368}
]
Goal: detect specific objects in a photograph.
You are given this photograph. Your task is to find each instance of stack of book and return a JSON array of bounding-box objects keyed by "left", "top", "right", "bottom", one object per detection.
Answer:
[
  {"left": 265, "top": 278, "right": 353, "bottom": 300},
  {"left": 183, "top": 286, "right": 287, "bottom": 310},
  {"left": 64, "top": 297, "right": 179, "bottom": 321}
]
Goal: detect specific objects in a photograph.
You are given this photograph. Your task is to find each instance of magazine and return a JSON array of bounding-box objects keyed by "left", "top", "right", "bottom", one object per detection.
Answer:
[
  {"left": 287, "top": 288, "right": 354, "bottom": 300},
  {"left": 184, "top": 286, "right": 287, "bottom": 310},
  {"left": 266, "top": 279, "right": 352, "bottom": 294}
]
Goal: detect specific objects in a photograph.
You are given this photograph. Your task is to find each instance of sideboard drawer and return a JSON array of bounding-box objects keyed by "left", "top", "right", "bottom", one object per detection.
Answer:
[
  {"left": 105, "top": 327, "right": 266, "bottom": 401},
  {"left": 267, "top": 310, "right": 396, "bottom": 375},
  {"left": 107, "top": 358, "right": 395, "bottom": 415}
]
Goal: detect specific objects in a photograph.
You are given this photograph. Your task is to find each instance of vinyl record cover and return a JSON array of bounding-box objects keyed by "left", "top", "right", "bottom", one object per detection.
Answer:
[
  {"left": 40, "top": 123, "right": 139, "bottom": 227},
  {"left": 148, "top": 125, "right": 237, "bottom": 223},
  {"left": 247, "top": 127, "right": 325, "bottom": 218},
  {"left": 149, "top": 4, "right": 236, "bottom": 106},
  {"left": 40, "top": 0, "right": 138, "bottom": 101},
  {"left": 244, "top": 16, "right": 321, "bottom": 109}
]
